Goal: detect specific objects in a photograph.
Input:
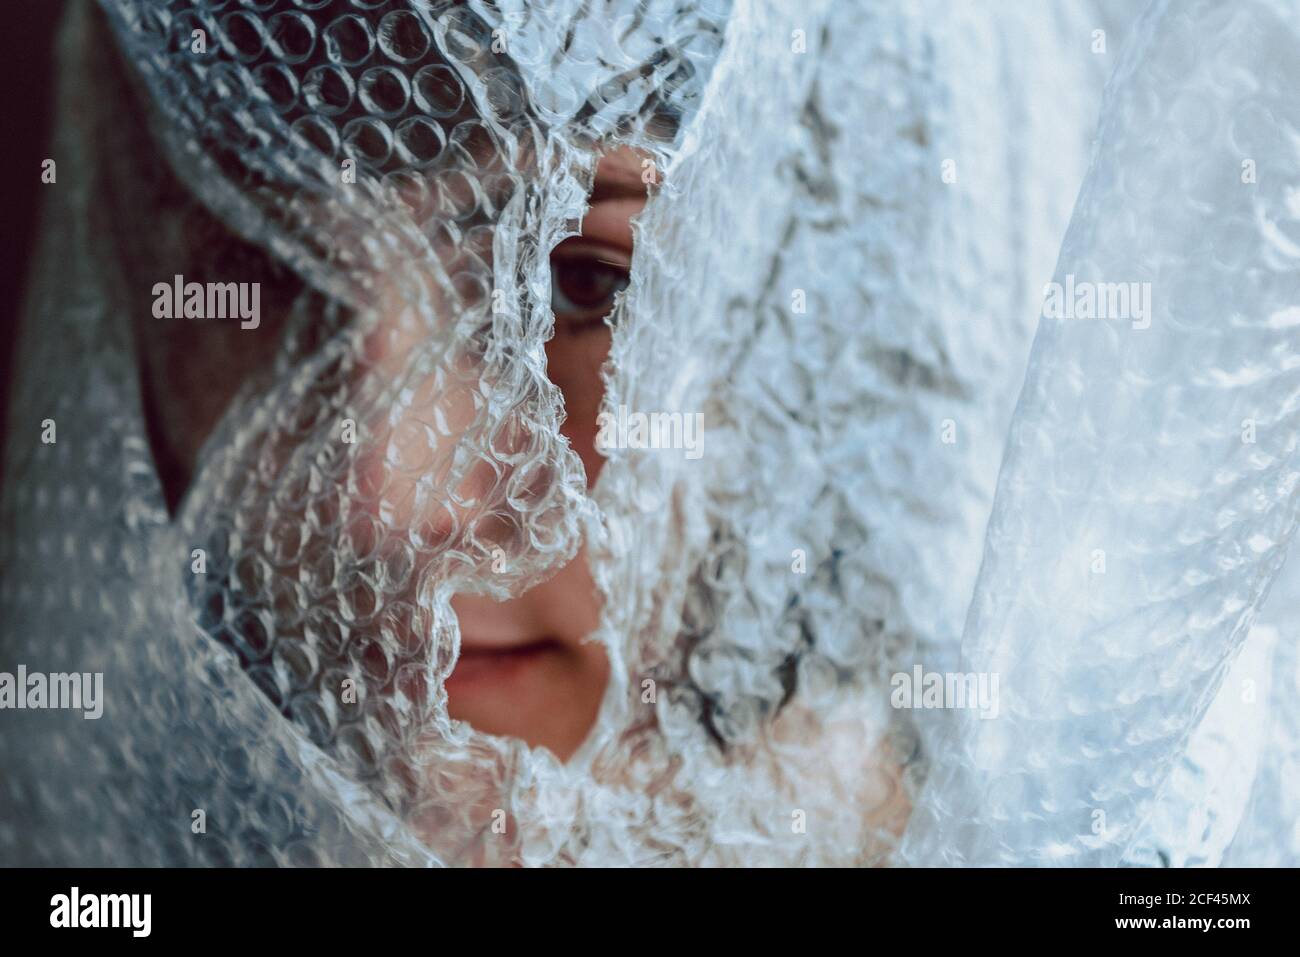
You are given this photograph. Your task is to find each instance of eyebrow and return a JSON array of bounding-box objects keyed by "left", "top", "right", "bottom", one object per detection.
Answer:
[{"left": 589, "top": 167, "right": 650, "bottom": 203}]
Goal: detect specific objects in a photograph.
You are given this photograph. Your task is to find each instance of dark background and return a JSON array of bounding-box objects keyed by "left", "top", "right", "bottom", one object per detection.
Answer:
[{"left": 1, "top": 0, "right": 66, "bottom": 468}]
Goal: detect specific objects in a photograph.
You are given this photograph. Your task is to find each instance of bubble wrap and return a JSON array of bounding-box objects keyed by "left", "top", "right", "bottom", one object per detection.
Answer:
[{"left": 1, "top": 0, "right": 1297, "bottom": 867}]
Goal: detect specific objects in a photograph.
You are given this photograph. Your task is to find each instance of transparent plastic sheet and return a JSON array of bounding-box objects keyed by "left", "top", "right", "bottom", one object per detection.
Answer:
[
  {"left": 900, "top": 0, "right": 1300, "bottom": 867},
  {"left": 0, "top": 0, "right": 1297, "bottom": 868}
]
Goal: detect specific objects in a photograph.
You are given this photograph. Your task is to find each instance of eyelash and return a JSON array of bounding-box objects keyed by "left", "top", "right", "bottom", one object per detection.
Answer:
[{"left": 550, "top": 245, "right": 630, "bottom": 332}]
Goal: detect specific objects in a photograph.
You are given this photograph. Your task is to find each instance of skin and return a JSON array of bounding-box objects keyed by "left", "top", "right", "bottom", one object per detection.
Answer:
[{"left": 124, "top": 141, "right": 648, "bottom": 762}]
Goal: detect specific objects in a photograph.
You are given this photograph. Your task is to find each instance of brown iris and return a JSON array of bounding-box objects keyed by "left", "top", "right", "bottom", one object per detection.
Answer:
[{"left": 550, "top": 242, "right": 630, "bottom": 331}]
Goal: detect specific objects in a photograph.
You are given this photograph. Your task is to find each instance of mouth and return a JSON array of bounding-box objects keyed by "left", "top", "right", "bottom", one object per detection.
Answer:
[{"left": 445, "top": 637, "right": 564, "bottom": 689}]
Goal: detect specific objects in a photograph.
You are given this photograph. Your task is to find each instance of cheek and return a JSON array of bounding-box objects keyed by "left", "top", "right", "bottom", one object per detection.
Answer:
[{"left": 544, "top": 328, "right": 612, "bottom": 487}]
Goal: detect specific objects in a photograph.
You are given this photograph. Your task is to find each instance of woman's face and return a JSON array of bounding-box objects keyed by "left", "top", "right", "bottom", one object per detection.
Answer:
[
  {"left": 445, "top": 149, "right": 648, "bottom": 760},
  {"left": 133, "top": 148, "right": 649, "bottom": 762}
]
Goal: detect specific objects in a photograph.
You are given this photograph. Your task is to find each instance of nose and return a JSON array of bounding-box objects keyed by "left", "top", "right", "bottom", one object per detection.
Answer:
[{"left": 345, "top": 266, "right": 527, "bottom": 561}]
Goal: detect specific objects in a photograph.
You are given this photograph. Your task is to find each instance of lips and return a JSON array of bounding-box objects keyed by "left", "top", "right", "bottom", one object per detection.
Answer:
[{"left": 445, "top": 638, "right": 563, "bottom": 688}]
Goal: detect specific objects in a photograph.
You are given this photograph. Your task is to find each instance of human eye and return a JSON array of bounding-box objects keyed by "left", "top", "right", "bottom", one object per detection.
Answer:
[{"left": 549, "top": 240, "right": 630, "bottom": 332}]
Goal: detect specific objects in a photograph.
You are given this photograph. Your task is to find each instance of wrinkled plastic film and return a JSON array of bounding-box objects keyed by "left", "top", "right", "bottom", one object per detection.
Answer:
[
  {"left": 2, "top": 0, "right": 1299, "bottom": 868},
  {"left": 900, "top": 0, "right": 1300, "bottom": 866}
]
